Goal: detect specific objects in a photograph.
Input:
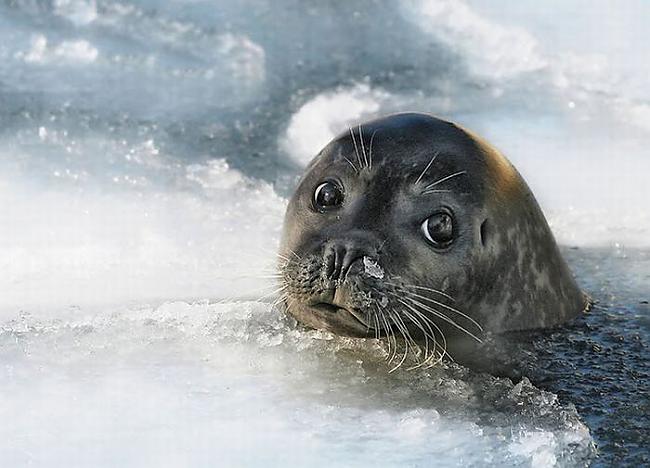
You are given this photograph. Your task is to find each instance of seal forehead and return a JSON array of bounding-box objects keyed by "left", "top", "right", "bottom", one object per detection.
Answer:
[
  {"left": 321, "top": 113, "right": 482, "bottom": 173},
  {"left": 301, "top": 113, "right": 498, "bottom": 213},
  {"left": 458, "top": 126, "right": 522, "bottom": 201}
]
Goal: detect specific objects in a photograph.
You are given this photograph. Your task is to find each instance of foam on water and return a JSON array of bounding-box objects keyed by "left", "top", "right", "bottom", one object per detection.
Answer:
[{"left": 1, "top": 0, "right": 648, "bottom": 465}]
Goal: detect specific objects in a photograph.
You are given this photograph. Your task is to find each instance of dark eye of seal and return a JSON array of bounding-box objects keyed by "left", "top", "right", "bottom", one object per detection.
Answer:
[
  {"left": 421, "top": 211, "right": 454, "bottom": 247},
  {"left": 313, "top": 180, "right": 344, "bottom": 211}
]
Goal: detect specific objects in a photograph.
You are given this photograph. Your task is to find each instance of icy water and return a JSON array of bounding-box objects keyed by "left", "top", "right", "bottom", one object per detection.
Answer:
[{"left": 0, "top": 0, "right": 648, "bottom": 466}]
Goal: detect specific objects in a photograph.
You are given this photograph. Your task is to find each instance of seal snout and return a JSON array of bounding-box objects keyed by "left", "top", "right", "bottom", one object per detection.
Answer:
[{"left": 322, "top": 238, "right": 380, "bottom": 282}]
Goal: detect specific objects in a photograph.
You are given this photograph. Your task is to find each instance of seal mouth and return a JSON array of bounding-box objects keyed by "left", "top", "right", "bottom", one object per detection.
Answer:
[
  {"left": 311, "top": 302, "right": 341, "bottom": 314},
  {"left": 309, "top": 302, "right": 374, "bottom": 333},
  {"left": 312, "top": 302, "right": 368, "bottom": 325}
]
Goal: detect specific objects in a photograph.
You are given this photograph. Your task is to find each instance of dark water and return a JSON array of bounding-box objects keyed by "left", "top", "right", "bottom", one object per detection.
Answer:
[
  {"left": 491, "top": 248, "right": 650, "bottom": 466},
  {"left": 549, "top": 248, "right": 649, "bottom": 466}
]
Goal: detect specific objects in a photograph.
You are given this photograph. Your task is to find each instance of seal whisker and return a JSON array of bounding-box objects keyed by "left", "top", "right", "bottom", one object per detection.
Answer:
[
  {"left": 401, "top": 305, "right": 446, "bottom": 369},
  {"left": 385, "top": 313, "right": 400, "bottom": 364},
  {"left": 377, "top": 308, "right": 395, "bottom": 362},
  {"left": 421, "top": 190, "right": 452, "bottom": 194},
  {"left": 371, "top": 286, "right": 424, "bottom": 367},
  {"left": 286, "top": 249, "right": 302, "bottom": 260},
  {"left": 372, "top": 288, "right": 435, "bottom": 352},
  {"left": 368, "top": 129, "right": 378, "bottom": 171},
  {"left": 276, "top": 252, "right": 293, "bottom": 262},
  {"left": 391, "top": 308, "right": 417, "bottom": 351},
  {"left": 386, "top": 281, "right": 456, "bottom": 302},
  {"left": 394, "top": 287, "right": 483, "bottom": 332},
  {"left": 349, "top": 127, "right": 364, "bottom": 170},
  {"left": 400, "top": 300, "right": 451, "bottom": 365},
  {"left": 358, "top": 124, "right": 369, "bottom": 169},
  {"left": 271, "top": 293, "right": 290, "bottom": 310},
  {"left": 391, "top": 284, "right": 479, "bottom": 330},
  {"left": 372, "top": 306, "right": 382, "bottom": 340},
  {"left": 414, "top": 150, "right": 440, "bottom": 186},
  {"left": 387, "top": 309, "right": 410, "bottom": 372},
  {"left": 381, "top": 307, "right": 400, "bottom": 364},
  {"left": 343, "top": 155, "right": 359, "bottom": 173},
  {"left": 400, "top": 295, "right": 478, "bottom": 343},
  {"left": 276, "top": 253, "right": 302, "bottom": 276},
  {"left": 399, "top": 307, "right": 436, "bottom": 366},
  {"left": 399, "top": 301, "right": 443, "bottom": 361},
  {"left": 397, "top": 313, "right": 425, "bottom": 371},
  {"left": 392, "top": 307, "right": 430, "bottom": 371},
  {"left": 399, "top": 296, "right": 483, "bottom": 343},
  {"left": 284, "top": 297, "right": 299, "bottom": 319},
  {"left": 390, "top": 291, "right": 464, "bottom": 340},
  {"left": 255, "top": 285, "right": 288, "bottom": 303},
  {"left": 232, "top": 267, "right": 285, "bottom": 277},
  {"left": 422, "top": 170, "right": 467, "bottom": 192}
]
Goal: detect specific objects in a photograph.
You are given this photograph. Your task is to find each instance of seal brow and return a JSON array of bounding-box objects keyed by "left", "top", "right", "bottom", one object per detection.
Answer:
[
  {"left": 414, "top": 151, "right": 440, "bottom": 186},
  {"left": 422, "top": 170, "right": 467, "bottom": 193}
]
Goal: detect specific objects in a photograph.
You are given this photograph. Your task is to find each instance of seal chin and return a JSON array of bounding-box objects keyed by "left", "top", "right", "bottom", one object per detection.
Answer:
[{"left": 291, "top": 301, "right": 375, "bottom": 338}]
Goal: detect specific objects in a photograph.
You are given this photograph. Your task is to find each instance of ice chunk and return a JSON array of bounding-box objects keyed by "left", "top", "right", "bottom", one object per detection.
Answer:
[
  {"left": 363, "top": 256, "right": 384, "bottom": 279},
  {"left": 18, "top": 34, "right": 98, "bottom": 64},
  {"left": 281, "top": 84, "right": 389, "bottom": 165}
]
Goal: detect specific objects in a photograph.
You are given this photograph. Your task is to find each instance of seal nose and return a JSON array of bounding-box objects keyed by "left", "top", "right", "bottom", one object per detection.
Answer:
[{"left": 323, "top": 234, "right": 380, "bottom": 281}]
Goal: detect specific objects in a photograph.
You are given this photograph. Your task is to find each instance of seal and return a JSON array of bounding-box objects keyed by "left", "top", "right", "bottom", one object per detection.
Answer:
[{"left": 278, "top": 112, "right": 589, "bottom": 366}]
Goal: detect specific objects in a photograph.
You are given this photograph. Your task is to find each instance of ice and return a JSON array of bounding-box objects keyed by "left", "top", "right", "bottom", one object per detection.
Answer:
[
  {"left": 363, "top": 256, "right": 385, "bottom": 280},
  {"left": 0, "top": 301, "right": 594, "bottom": 467},
  {"left": 282, "top": 84, "right": 388, "bottom": 165},
  {"left": 53, "top": 0, "right": 98, "bottom": 26},
  {"left": 401, "top": 0, "right": 546, "bottom": 79},
  {"left": 216, "top": 33, "right": 266, "bottom": 84},
  {"left": 0, "top": 0, "right": 648, "bottom": 465},
  {"left": 17, "top": 35, "right": 100, "bottom": 64}
]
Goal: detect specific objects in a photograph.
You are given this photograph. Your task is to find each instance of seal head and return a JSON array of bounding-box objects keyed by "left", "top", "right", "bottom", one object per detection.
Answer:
[{"left": 279, "top": 113, "right": 588, "bottom": 356}]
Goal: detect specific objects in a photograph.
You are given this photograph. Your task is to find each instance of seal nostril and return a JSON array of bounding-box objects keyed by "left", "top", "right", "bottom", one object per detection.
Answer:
[
  {"left": 341, "top": 251, "right": 365, "bottom": 280},
  {"left": 323, "top": 242, "right": 346, "bottom": 281},
  {"left": 480, "top": 219, "right": 489, "bottom": 247},
  {"left": 323, "top": 244, "right": 336, "bottom": 278},
  {"left": 333, "top": 244, "right": 345, "bottom": 280}
]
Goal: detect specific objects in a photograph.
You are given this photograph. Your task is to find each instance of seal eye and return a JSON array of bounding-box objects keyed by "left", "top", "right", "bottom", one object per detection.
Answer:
[
  {"left": 421, "top": 211, "right": 454, "bottom": 247},
  {"left": 313, "top": 180, "right": 344, "bottom": 211}
]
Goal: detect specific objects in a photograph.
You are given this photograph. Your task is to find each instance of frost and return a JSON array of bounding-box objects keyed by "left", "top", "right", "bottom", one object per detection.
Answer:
[{"left": 363, "top": 256, "right": 385, "bottom": 279}]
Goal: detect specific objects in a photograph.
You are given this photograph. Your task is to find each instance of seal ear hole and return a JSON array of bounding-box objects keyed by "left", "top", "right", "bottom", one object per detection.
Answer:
[{"left": 480, "top": 219, "right": 489, "bottom": 247}]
